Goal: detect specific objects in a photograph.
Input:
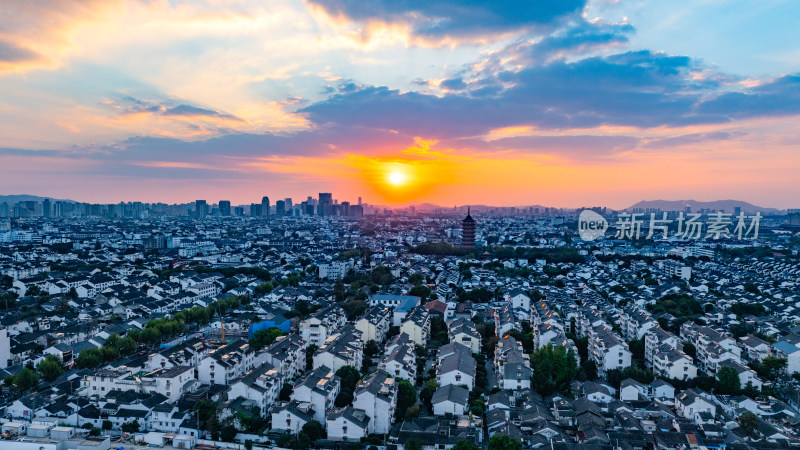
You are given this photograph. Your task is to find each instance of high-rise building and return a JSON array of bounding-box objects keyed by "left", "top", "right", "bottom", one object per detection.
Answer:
[
  {"left": 219, "top": 200, "right": 231, "bottom": 216},
  {"left": 462, "top": 207, "right": 476, "bottom": 248},
  {"left": 195, "top": 200, "right": 207, "bottom": 219},
  {"left": 284, "top": 198, "right": 292, "bottom": 213},
  {"left": 341, "top": 201, "right": 350, "bottom": 217},
  {"left": 261, "top": 196, "right": 270, "bottom": 217},
  {"left": 351, "top": 204, "right": 364, "bottom": 218},
  {"left": 275, "top": 200, "right": 285, "bottom": 216},
  {"left": 42, "top": 199, "right": 52, "bottom": 218},
  {"left": 250, "top": 203, "right": 262, "bottom": 216},
  {"left": 318, "top": 193, "right": 333, "bottom": 217}
]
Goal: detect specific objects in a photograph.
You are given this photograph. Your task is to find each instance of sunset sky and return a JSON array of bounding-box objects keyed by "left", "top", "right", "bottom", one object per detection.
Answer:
[{"left": 1, "top": 0, "right": 799, "bottom": 208}]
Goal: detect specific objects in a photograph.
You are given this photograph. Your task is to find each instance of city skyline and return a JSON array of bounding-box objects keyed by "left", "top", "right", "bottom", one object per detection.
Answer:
[{"left": 1, "top": 1, "right": 800, "bottom": 208}]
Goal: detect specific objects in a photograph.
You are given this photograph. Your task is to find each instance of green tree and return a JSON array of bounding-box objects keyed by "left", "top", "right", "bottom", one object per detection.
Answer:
[
  {"left": 530, "top": 344, "right": 578, "bottom": 396},
  {"left": 121, "top": 420, "right": 140, "bottom": 433},
  {"left": 429, "top": 316, "right": 449, "bottom": 344},
  {"left": 757, "top": 357, "right": 787, "bottom": 380},
  {"left": 606, "top": 365, "right": 654, "bottom": 389},
  {"left": 302, "top": 420, "right": 325, "bottom": 441},
  {"left": 488, "top": 434, "right": 522, "bottom": 450},
  {"left": 419, "top": 379, "right": 439, "bottom": 410},
  {"left": 333, "top": 281, "right": 346, "bottom": 302},
  {"left": 36, "top": 354, "right": 64, "bottom": 382},
  {"left": 716, "top": 366, "right": 741, "bottom": 395},
  {"left": 404, "top": 438, "right": 423, "bottom": 450},
  {"left": 370, "top": 266, "right": 393, "bottom": 285},
  {"left": 279, "top": 384, "right": 293, "bottom": 401},
  {"left": 409, "top": 285, "right": 431, "bottom": 301},
  {"left": 342, "top": 298, "right": 368, "bottom": 319},
  {"left": 305, "top": 344, "right": 318, "bottom": 371},
  {"left": 363, "top": 340, "right": 380, "bottom": 362},
  {"left": 336, "top": 366, "right": 361, "bottom": 392},
  {"left": 580, "top": 359, "right": 598, "bottom": 381},
  {"left": 396, "top": 379, "right": 417, "bottom": 419},
  {"left": 248, "top": 327, "right": 284, "bottom": 351},
  {"left": 220, "top": 425, "right": 238, "bottom": 442},
  {"left": 254, "top": 282, "right": 272, "bottom": 297},
  {"left": 102, "top": 420, "right": 113, "bottom": 430},
  {"left": 75, "top": 348, "right": 102, "bottom": 369},
  {"left": 737, "top": 412, "right": 759, "bottom": 438},
  {"left": 628, "top": 339, "right": 645, "bottom": 361},
  {"left": 13, "top": 368, "right": 40, "bottom": 391},
  {"left": 682, "top": 342, "right": 696, "bottom": 359},
  {"left": 452, "top": 440, "right": 479, "bottom": 450}
]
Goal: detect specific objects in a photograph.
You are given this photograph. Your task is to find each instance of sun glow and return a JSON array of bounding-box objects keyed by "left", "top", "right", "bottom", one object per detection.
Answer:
[{"left": 388, "top": 170, "right": 407, "bottom": 186}]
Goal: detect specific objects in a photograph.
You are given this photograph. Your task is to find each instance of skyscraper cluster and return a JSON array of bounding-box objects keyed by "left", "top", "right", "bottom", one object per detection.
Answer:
[{"left": 198, "top": 193, "right": 364, "bottom": 219}]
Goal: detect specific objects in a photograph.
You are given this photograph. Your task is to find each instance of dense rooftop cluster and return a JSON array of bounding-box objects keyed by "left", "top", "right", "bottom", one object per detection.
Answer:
[{"left": 0, "top": 211, "right": 798, "bottom": 449}]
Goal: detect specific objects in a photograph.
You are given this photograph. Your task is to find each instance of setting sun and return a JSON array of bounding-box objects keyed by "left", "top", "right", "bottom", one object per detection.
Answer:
[{"left": 388, "top": 170, "right": 407, "bottom": 186}]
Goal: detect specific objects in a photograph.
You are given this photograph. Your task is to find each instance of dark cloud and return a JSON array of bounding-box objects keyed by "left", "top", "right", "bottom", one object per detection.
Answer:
[
  {"left": 642, "top": 131, "right": 745, "bottom": 149},
  {"left": 697, "top": 74, "right": 800, "bottom": 119},
  {"left": 308, "top": 0, "right": 586, "bottom": 39},
  {"left": 162, "top": 104, "right": 243, "bottom": 121},
  {"left": 108, "top": 97, "right": 244, "bottom": 123},
  {"left": 487, "top": 21, "right": 635, "bottom": 68},
  {"left": 489, "top": 134, "right": 639, "bottom": 158},
  {"left": 300, "top": 51, "right": 725, "bottom": 138},
  {"left": 440, "top": 78, "right": 467, "bottom": 91},
  {"left": 0, "top": 40, "right": 43, "bottom": 62}
]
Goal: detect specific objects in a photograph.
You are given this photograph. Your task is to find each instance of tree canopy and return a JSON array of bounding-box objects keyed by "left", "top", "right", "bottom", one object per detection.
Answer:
[{"left": 530, "top": 344, "right": 578, "bottom": 396}]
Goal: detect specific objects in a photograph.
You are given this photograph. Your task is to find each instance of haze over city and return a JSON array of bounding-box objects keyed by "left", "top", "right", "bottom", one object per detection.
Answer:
[{"left": 1, "top": 1, "right": 800, "bottom": 208}]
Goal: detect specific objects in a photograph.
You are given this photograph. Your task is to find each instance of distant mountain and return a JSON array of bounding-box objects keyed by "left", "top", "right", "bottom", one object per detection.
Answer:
[
  {"left": 626, "top": 199, "right": 781, "bottom": 214},
  {"left": 0, "top": 194, "right": 74, "bottom": 204}
]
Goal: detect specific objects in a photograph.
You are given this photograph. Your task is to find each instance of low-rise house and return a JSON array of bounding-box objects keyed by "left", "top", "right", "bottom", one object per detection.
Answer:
[
  {"left": 228, "top": 362, "right": 283, "bottom": 416},
  {"left": 355, "top": 306, "right": 391, "bottom": 343},
  {"left": 718, "top": 360, "right": 763, "bottom": 390},
  {"left": 198, "top": 340, "right": 256, "bottom": 385},
  {"left": 326, "top": 407, "right": 370, "bottom": 441},
  {"left": 400, "top": 305, "right": 430, "bottom": 347},
  {"left": 352, "top": 370, "right": 396, "bottom": 434},
  {"left": 313, "top": 325, "right": 363, "bottom": 372},
  {"left": 299, "top": 305, "right": 347, "bottom": 348},
  {"left": 291, "top": 365, "right": 340, "bottom": 423},
  {"left": 675, "top": 389, "right": 716, "bottom": 419},
  {"left": 262, "top": 333, "right": 305, "bottom": 381},
  {"left": 436, "top": 345, "right": 476, "bottom": 389},
  {"left": 588, "top": 326, "right": 632, "bottom": 374},
  {"left": 432, "top": 384, "right": 469, "bottom": 416},
  {"left": 772, "top": 341, "right": 800, "bottom": 374},
  {"left": 740, "top": 335, "right": 771, "bottom": 363},
  {"left": 448, "top": 318, "right": 481, "bottom": 354},
  {"left": 271, "top": 400, "right": 314, "bottom": 434}
]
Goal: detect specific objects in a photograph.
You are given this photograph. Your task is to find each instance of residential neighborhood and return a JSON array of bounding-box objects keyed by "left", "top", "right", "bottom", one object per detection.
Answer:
[{"left": 0, "top": 206, "right": 799, "bottom": 450}]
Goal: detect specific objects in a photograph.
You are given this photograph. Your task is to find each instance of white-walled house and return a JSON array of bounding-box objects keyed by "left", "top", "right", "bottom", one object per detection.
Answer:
[
  {"left": 355, "top": 307, "right": 392, "bottom": 343},
  {"left": 431, "top": 384, "right": 469, "bottom": 416},
  {"left": 271, "top": 401, "right": 314, "bottom": 434},
  {"left": 352, "top": 370, "right": 396, "bottom": 434},
  {"left": 676, "top": 389, "right": 716, "bottom": 419},
  {"left": 326, "top": 407, "right": 370, "bottom": 441},
  {"left": 291, "top": 365, "right": 341, "bottom": 423}
]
